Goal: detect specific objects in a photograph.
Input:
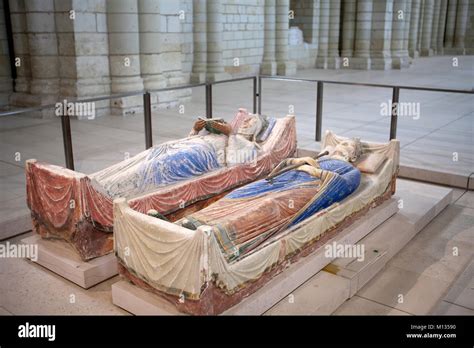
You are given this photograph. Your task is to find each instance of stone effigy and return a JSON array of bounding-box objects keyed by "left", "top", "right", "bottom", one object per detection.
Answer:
[
  {"left": 114, "top": 130, "right": 400, "bottom": 315},
  {"left": 26, "top": 109, "right": 297, "bottom": 261}
]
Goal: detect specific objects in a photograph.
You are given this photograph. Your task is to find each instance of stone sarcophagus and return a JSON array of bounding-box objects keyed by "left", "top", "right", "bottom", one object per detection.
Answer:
[
  {"left": 25, "top": 109, "right": 297, "bottom": 261},
  {"left": 114, "top": 131, "right": 400, "bottom": 315}
]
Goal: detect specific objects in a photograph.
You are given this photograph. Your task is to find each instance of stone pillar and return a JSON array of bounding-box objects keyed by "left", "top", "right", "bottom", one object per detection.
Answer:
[
  {"left": 392, "top": 0, "right": 409, "bottom": 68},
  {"left": 409, "top": 0, "right": 422, "bottom": 57},
  {"left": 107, "top": 0, "right": 143, "bottom": 114},
  {"left": 436, "top": 0, "right": 448, "bottom": 54},
  {"left": 402, "top": 0, "right": 412, "bottom": 61},
  {"left": 430, "top": 0, "right": 441, "bottom": 54},
  {"left": 0, "top": 0, "right": 12, "bottom": 106},
  {"left": 416, "top": 0, "right": 425, "bottom": 53},
  {"left": 305, "top": 0, "right": 320, "bottom": 45},
  {"left": 206, "top": 0, "right": 229, "bottom": 81},
  {"left": 453, "top": 0, "right": 469, "bottom": 53},
  {"left": 138, "top": 0, "right": 166, "bottom": 90},
  {"left": 352, "top": 0, "right": 373, "bottom": 69},
  {"left": 341, "top": 0, "right": 357, "bottom": 59},
  {"left": 370, "top": 0, "right": 393, "bottom": 70},
  {"left": 316, "top": 0, "right": 330, "bottom": 68},
  {"left": 275, "top": 0, "right": 296, "bottom": 75},
  {"left": 261, "top": 0, "right": 277, "bottom": 75},
  {"left": 9, "top": 0, "right": 31, "bottom": 98},
  {"left": 54, "top": 0, "right": 111, "bottom": 105},
  {"left": 444, "top": 0, "right": 457, "bottom": 48},
  {"left": 25, "top": 0, "right": 59, "bottom": 102},
  {"left": 327, "top": 0, "right": 341, "bottom": 68},
  {"left": 191, "top": 0, "right": 207, "bottom": 82},
  {"left": 420, "top": 0, "right": 434, "bottom": 56}
]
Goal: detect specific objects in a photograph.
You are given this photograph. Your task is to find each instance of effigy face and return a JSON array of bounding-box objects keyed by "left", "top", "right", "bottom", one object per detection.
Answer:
[
  {"left": 26, "top": 110, "right": 298, "bottom": 261},
  {"left": 115, "top": 130, "right": 400, "bottom": 315}
]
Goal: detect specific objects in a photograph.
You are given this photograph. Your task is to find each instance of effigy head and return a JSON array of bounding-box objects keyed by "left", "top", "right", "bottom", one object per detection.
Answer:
[
  {"left": 331, "top": 137, "right": 363, "bottom": 163},
  {"left": 237, "top": 114, "right": 264, "bottom": 141}
]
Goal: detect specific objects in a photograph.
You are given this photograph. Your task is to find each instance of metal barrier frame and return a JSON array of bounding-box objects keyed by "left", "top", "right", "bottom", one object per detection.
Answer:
[{"left": 0, "top": 75, "right": 472, "bottom": 170}]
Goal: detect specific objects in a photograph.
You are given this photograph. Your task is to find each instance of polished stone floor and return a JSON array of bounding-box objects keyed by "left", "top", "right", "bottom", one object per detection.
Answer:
[{"left": 0, "top": 56, "right": 472, "bottom": 237}]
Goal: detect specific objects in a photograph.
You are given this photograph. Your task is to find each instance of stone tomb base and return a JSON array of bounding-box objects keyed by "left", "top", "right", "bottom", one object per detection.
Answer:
[
  {"left": 112, "top": 198, "right": 399, "bottom": 315},
  {"left": 21, "top": 234, "right": 117, "bottom": 289}
]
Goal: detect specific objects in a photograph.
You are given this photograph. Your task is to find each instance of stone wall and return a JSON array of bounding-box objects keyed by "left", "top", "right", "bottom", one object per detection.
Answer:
[
  {"left": 222, "top": 0, "right": 265, "bottom": 76},
  {"left": 0, "top": 0, "right": 473, "bottom": 110},
  {"left": 0, "top": 0, "right": 12, "bottom": 107}
]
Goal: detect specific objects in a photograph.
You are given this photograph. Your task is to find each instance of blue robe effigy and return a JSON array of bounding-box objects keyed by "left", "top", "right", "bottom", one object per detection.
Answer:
[{"left": 184, "top": 157, "right": 361, "bottom": 261}]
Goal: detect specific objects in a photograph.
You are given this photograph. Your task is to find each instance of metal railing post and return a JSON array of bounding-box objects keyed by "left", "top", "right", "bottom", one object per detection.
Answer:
[
  {"left": 253, "top": 76, "right": 257, "bottom": 114},
  {"left": 315, "top": 81, "right": 324, "bottom": 142},
  {"left": 205, "top": 83, "right": 212, "bottom": 118},
  {"left": 257, "top": 76, "right": 262, "bottom": 114},
  {"left": 143, "top": 92, "right": 153, "bottom": 149},
  {"left": 390, "top": 87, "right": 400, "bottom": 140},
  {"left": 60, "top": 113, "right": 74, "bottom": 170}
]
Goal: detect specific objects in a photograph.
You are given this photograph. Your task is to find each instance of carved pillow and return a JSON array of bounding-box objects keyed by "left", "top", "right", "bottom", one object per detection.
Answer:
[{"left": 356, "top": 153, "right": 386, "bottom": 173}]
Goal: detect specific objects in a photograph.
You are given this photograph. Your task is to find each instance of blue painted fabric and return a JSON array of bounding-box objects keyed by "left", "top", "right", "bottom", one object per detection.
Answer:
[
  {"left": 226, "top": 157, "right": 361, "bottom": 226},
  {"left": 257, "top": 117, "right": 276, "bottom": 142},
  {"left": 138, "top": 139, "right": 221, "bottom": 191}
]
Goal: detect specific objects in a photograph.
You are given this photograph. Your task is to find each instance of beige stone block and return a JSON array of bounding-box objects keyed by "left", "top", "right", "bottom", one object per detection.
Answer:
[
  {"left": 72, "top": 0, "right": 106, "bottom": 13},
  {"left": 57, "top": 33, "right": 75, "bottom": 55},
  {"left": 106, "top": 0, "right": 137, "bottom": 13},
  {"left": 96, "top": 13, "right": 107, "bottom": 32},
  {"left": 10, "top": 14, "right": 27, "bottom": 33},
  {"left": 55, "top": 13, "right": 74, "bottom": 33},
  {"left": 138, "top": 14, "right": 163, "bottom": 32},
  {"left": 30, "top": 56, "right": 59, "bottom": 78},
  {"left": 72, "top": 12, "right": 97, "bottom": 32},
  {"left": 108, "top": 33, "right": 140, "bottom": 54},
  {"left": 25, "top": 0, "right": 54, "bottom": 12},
  {"left": 26, "top": 12, "right": 55, "bottom": 32},
  {"left": 58, "top": 56, "right": 77, "bottom": 78},
  {"left": 109, "top": 55, "right": 141, "bottom": 76},
  {"left": 158, "top": 52, "right": 182, "bottom": 72},
  {"left": 12, "top": 34, "right": 29, "bottom": 54},
  {"left": 75, "top": 53, "right": 109, "bottom": 78},
  {"left": 107, "top": 14, "right": 139, "bottom": 32},
  {"left": 28, "top": 33, "right": 58, "bottom": 55},
  {"left": 75, "top": 33, "right": 108, "bottom": 56}
]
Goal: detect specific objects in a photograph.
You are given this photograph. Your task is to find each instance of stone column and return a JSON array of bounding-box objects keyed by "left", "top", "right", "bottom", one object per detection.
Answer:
[
  {"left": 275, "top": 0, "right": 296, "bottom": 75},
  {"left": 316, "top": 0, "right": 330, "bottom": 68},
  {"left": 54, "top": 0, "right": 111, "bottom": 106},
  {"left": 420, "top": 0, "right": 434, "bottom": 56},
  {"left": 453, "top": 0, "right": 469, "bottom": 53},
  {"left": 436, "top": 0, "right": 448, "bottom": 54},
  {"left": 107, "top": 0, "right": 143, "bottom": 114},
  {"left": 392, "top": 0, "right": 409, "bottom": 68},
  {"left": 341, "top": 0, "right": 357, "bottom": 59},
  {"left": 327, "top": 0, "right": 341, "bottom": 68},
  {"left": 191, "top": 0, "right": 207, "bottom": 82},
  {"left": 430, "top": 0, "right": 441, "bottom": 54},
  {"left": 370, "top": 0, "right": 393, "bottom": 70},
  {"left": 305, "top": 0, "right": 320, "bottom": 45},
  {"left": 352, "top": 0, "right": 373, "bottom": 69},
  {"left": 9, "top": 0, "right": 31, "bottom": 98},
  {"left": 402, "top": 0, "right": 412, "bottom": 61},
  {"left": 206, "top": 0, "right": 229, "bottom": 81},
  {"left": 444, "top": 0, "right": 457, "bottom": 48},
  {"left": 24, "top": 0, "right": 59, "bottom": 102},
  {"left": 138, "top": 0, "right": 166, "bottom": 90},
  {"left": 416, "top": 0, "right": 425, "bottom": 53},
  {"left": 261, "top": 0, "right": 277, "bottom": 75},
  {"left": 0, "top": 0, "right": 12, "bottom": 106},
  {"left": 409, "top": 0, "right": 422, "bottom": 57}
]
